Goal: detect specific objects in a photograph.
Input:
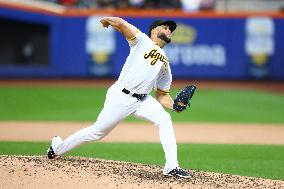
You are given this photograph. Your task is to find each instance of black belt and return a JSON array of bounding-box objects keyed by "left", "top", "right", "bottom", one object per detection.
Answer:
[{"left": 122, "top": 88, "right": 147, "bottom": 101}]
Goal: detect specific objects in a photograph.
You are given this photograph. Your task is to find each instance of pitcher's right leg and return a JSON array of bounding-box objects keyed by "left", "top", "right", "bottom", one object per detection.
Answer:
[{"left": 48, "top": 85, "right": 138, "bottom": 157}]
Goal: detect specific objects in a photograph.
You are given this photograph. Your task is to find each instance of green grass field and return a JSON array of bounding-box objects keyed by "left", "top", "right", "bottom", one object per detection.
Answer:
[
  {"left": 0, "top": 86, "right": 284, "bottom": 181},
  {"left": 0, "top": 87, "right": 284, "bottom": 123},
  {"left": 0, "top": 142, "right": 283, "bottom": 180}
]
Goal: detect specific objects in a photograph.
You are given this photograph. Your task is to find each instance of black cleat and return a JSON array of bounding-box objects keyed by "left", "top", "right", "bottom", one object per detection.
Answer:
[
  {"left": 47, "top": 136, "right": 62, "bottom": 159},
  {"left": 164, "top": 167, "right": 190, "bottom": 178},
  {"left": 47, "top": 146, "right": 57, "bottom": 159}
]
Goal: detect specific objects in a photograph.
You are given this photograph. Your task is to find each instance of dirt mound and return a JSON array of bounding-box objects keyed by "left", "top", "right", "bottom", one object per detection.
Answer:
[{"left": 0, "top": 156, "right": 283, "bottom": 189}]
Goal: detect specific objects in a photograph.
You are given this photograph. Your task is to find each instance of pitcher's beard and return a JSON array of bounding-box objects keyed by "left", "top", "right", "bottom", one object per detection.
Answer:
[{"left": 157, "top": 33, "right": 171, "bottom": 44}]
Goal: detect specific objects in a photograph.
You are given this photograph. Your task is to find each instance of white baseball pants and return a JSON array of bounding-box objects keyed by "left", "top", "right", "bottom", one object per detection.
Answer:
[{"left": 53, "top": 83, "right": 179, "bottom": 173}]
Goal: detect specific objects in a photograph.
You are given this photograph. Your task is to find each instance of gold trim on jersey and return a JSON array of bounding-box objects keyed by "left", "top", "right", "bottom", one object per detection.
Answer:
[
  {"left": 128, "top": 36, "right": 136, "bottom": 41},
  {"left": 127, "top": 29, "right": 140, "bottom": 41},
  {"left": 156, "top": 88, "right": 170, "bottom": 95}
]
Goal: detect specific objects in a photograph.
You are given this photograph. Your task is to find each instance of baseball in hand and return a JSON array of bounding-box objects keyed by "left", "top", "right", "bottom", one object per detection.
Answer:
[{"left": 100, "top": 19, "right": 110, "bottom": 28}]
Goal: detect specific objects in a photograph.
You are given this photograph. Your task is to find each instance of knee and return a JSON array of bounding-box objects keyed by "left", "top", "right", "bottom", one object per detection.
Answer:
[
  {"left": 89, "top": 126, "right": 110, "bottom": 141},
  {"left": 94, "top": 130, "right": 106, "bottom": 140}
]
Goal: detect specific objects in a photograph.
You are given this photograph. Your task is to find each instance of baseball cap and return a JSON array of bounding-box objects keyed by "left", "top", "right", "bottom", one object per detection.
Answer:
[{"left": 148, "top": 20, "right": 177, "bottom": 36}]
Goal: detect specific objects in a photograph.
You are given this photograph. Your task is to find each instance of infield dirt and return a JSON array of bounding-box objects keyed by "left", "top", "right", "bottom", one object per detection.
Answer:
[
  {"left": 1, "top": 122, "right": 284, "bottom": 144},
  {"left": 1, "top": 80, "right": 283, "bottom": 188},
  {"left": 1, "top": 122, "right": 284, "bottom": 188},
  {"left": 1, "top": 155, "right": 284, "bottom": 189}
]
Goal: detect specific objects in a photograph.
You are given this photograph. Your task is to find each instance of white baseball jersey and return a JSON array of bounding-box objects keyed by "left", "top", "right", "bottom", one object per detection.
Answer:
[
  {"left": 51, "top": 28, "right": 180, "bottom": 174},
  {"left": 116, "top": 31, "right": 172, "bottom": 95}
]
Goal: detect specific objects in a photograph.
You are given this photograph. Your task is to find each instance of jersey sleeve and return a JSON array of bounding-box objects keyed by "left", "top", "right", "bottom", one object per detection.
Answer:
[
  {"left": 154, "top": 67, "right": 172, "bottom": 95},
  {"left": 127, "top": 29, "right": 142, "bottom": 47}
]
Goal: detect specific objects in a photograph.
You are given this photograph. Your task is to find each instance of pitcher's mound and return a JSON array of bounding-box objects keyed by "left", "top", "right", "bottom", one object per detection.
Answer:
[{"left": 0, "top": 155, "right": 283, "bottom": 189}]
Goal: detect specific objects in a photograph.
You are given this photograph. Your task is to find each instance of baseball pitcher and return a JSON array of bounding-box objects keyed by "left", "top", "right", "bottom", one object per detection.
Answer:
[{"left": 47, "top": 17, "right": 196, "bottom": 178}]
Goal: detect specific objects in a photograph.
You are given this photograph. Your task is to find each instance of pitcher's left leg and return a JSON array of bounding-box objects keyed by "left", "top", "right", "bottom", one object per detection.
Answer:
[{"left": 133, "top": 96, "right": 178, "bottom": 173}]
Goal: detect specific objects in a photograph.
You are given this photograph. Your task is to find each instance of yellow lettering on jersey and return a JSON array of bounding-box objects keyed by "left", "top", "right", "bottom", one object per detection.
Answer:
[{"left": 144, "top": 49, "right": 169, "bottom": 66}]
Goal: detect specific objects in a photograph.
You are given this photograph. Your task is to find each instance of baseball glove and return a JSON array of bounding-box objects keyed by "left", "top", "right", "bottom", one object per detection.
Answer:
[{"left": 173, "top": 85, "right": 196, "bottom": 112}]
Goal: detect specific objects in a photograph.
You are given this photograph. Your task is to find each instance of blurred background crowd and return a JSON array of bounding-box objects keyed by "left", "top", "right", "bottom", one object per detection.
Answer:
[
  {"left": 39, "top": 0, "right": 284, "bottom": 12},
  {"left": 0, "top": 0, "right": 283, "bottom": 80},
  {"left": 40, "top": 0, "right": 215, "bottom": 11}
]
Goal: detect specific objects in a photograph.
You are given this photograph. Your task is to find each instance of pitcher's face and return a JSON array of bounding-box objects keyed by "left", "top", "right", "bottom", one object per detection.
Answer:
[{"left": 154, "top": 25, "right": 172, "bottom": 44}]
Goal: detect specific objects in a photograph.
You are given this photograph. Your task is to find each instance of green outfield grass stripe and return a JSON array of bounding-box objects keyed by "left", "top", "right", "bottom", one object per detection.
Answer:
[
  {"left": 0, "top": 87, "right": 284, "bottom": 123},
  {"left": 0, "top": 142, "right": 283, "bottom": 180}
]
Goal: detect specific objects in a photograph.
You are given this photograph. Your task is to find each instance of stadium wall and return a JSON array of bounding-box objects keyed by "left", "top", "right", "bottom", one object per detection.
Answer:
[{"left": 0, "top": 3, "right": 283, "bottom": 79}]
